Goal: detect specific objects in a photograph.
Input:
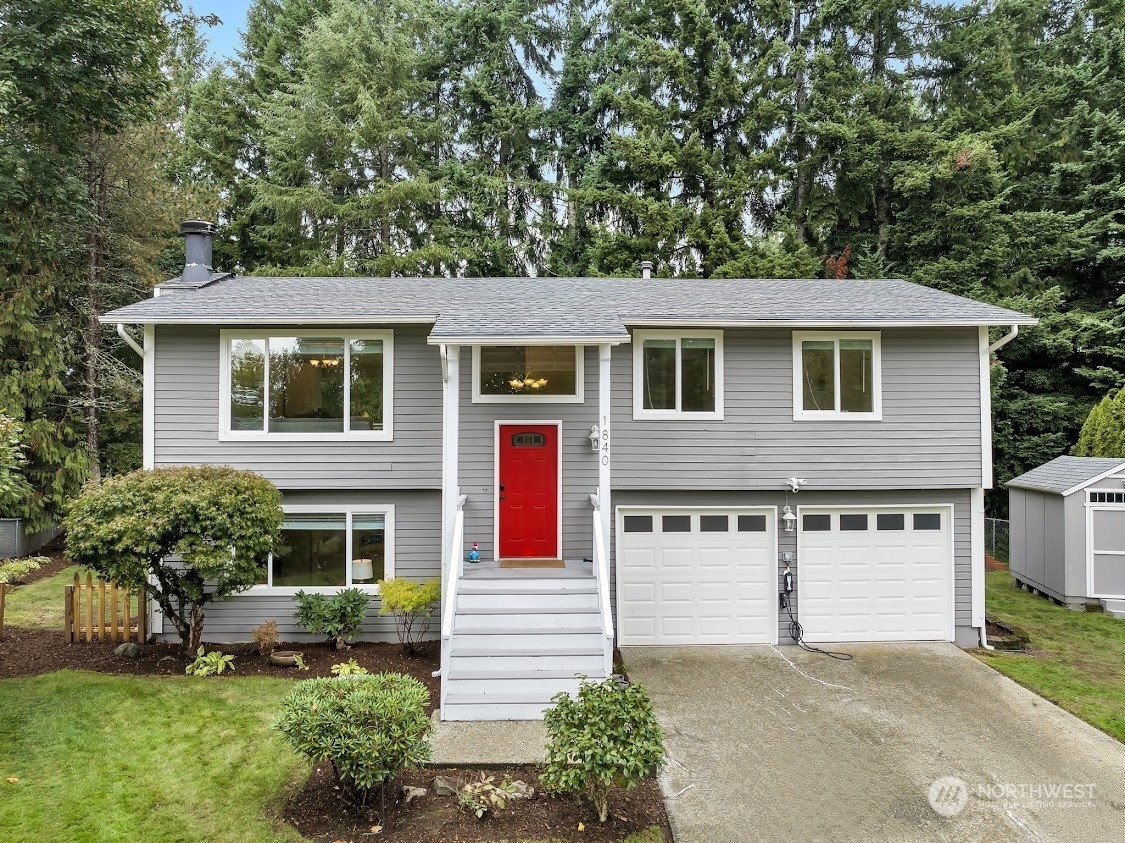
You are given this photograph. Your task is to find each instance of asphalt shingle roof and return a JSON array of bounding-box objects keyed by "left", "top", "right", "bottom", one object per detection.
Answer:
[
  {"left": 1006, "top": 456, "right": 1125, "bottom": 495},
  {"left": 102, "top": 275, "right": 1035, "bottom": 340}
]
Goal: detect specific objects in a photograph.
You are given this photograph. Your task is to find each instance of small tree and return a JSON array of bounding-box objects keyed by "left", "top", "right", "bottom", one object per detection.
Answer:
[
  {"left": 541, "top": 678, "right": 665, "bottom": 823},
  {"left": 293, "top": 587, "right": 370, "bottom": 649},
  {"left": 377, "top": 577, "right": 441, "bottom": 654},
  {"left": 65, "top": 466, "right": 283, "bottom": 654},
  {"left": 1074, "top": 390, "right": 1125, "bottom": 458}
]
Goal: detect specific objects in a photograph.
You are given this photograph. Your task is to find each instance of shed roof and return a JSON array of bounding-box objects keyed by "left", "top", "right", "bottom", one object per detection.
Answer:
[
  {"left": 101, "top": 275, "right": 1035, "bottom": 341},
  {"left": 1006, "top": 456, "right": 1125, "bottom": 496}
]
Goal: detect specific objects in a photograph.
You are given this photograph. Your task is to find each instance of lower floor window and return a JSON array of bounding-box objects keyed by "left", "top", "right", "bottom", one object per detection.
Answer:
[{"left": 256, "top": 508, "right": 392, "bottom": 590}]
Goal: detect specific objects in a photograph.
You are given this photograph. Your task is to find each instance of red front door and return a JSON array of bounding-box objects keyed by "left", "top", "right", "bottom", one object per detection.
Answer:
[{"left": 498, "top": 424, "right": 559, "bottom": 558}]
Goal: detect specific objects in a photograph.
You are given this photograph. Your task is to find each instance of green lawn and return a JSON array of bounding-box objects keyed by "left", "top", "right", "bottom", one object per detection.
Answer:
[
  {"left": 977, "top": 570, "right": 1125, "bottom": 742},
  {"left": 2, "top": 565, "right": 79, "bottom": 629},
  {"left": 0, "top": 671, "right": 306, "bottom": 843}
]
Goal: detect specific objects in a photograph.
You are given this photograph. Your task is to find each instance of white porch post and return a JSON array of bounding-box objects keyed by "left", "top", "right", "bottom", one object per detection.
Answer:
[
  {"left": 598, "top": 345, "right": 611, "bottom": 543},
  {"left": 441, "top": 346, "right": 461, "bottom": 559}
]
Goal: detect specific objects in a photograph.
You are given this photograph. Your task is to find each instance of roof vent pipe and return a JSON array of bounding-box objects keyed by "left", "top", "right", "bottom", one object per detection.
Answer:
[
  {"left": 640, "top": 260, "right": 653, "bottom": 279},
  {"left": 180, "top": 219, "right": 216, "bottom": 283}
]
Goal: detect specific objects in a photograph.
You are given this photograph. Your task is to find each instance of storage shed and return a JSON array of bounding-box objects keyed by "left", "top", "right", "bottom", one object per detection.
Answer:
[{"left": 1007, "top": 456, "right": 1125, "bottom": 618}]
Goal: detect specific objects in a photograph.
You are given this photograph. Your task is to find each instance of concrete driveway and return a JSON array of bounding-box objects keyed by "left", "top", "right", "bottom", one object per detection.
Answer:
[{"left": 623, "top": 644, "right": 1125, "bottom": 843}]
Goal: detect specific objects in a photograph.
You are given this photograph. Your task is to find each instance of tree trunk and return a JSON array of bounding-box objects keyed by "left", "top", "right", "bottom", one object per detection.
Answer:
[
  {"left": 84, "top": 144, "right": 108, "bottom": 483},
  {"left": 188, "top": 603, "right": 206, "bottom": 653}
]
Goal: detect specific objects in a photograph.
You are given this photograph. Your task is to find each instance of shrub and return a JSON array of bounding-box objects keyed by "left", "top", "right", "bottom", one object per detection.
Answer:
[
  {"left": 331, "top": 658, "right": 368, "bottom": 676},
  {"left": 65, "top": 466, "right": 283, "bottom": 655},
  {"left": 293, "top": 588, "right": 370, "bottom": 649},
  {"left": 185, "top": 647, "right": 235, "bottom": 677},
  {"left": 541, "top": 677, "right": 665, "bottom": 823},
  {"left": 0, "top": 557, "right": 46, "bottom": 585},
  {"left": 376, "top": 577, "right": 441, "bottom": 654},
  {"left": 456, "top": 772, "right": 521, "bottom": 818},
  {"left": 275, "top": 673, "right": 432, "bottom": 811},
  {"left": 0, "top": 412, "right": 32, "bottom": 519},
  {"left": 250, "top": 619, "right": 280, "bottom": 656}
]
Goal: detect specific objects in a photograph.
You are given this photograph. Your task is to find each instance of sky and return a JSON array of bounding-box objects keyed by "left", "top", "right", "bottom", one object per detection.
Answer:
[{"left": 198, "top": 0, "right": 252, "bottom": 62}]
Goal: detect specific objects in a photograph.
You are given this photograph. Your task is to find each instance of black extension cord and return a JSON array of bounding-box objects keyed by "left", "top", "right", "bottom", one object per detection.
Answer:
[{"left": 783, "top": 596, "right": 853, "bottom": 660}]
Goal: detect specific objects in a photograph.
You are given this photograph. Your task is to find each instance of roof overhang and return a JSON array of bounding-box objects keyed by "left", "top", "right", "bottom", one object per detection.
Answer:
[
  {"left": 622, "top": 317, "right": 1039, "bottom": 329},
  {"left": 99, "top": 315, "right": 439, "bottom": 326},
  {"left": 426, "top": 334, "right": 630, "bottom": 346},
  {"left": 1060, "top": 462, "right": 1125, "bottom": 497}
]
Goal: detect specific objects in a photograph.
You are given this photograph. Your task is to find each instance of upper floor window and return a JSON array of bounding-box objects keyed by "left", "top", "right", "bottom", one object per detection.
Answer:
[
  {"left": 472, "top": 345, "right": 583, "bottom": 403},
  {"left": 632, "top": 330, "right": 723, "bottom": 419},
  {"left": 220, "top": 330, "right": 393, "bottom": 440},
  {"left": 793, "top": 331, "right": 881, "bottom": 420}
]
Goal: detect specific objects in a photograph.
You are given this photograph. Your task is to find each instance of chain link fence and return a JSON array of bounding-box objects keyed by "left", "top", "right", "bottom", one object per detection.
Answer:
[{"left": 985, "top": 517, "right": 1010, "bottom": 563}]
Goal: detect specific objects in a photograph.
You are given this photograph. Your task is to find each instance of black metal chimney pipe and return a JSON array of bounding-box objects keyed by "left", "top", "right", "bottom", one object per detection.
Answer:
[{"left": 180, "top": 220, "right": 216, "bottom": 283}]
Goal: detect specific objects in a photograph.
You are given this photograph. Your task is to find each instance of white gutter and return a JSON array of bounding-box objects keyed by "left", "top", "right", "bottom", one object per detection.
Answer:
[
  {"left": 988, "top": 324, "right": 1019, "bottom": 354},
  {"left": 116, "top": 323, "right": 145, "bottom": 357}
]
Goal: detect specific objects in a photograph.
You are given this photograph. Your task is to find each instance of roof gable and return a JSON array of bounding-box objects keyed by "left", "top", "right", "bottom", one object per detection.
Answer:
[{"left": 1006, "top": 456, "right": 1125, "bottom": 496}]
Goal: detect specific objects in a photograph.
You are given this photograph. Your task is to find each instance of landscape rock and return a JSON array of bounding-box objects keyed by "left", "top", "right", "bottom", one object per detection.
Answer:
[
  {"left": 114, "top": 642, "right": 143, "bottom": 658},
  {"left": 432, "top": 775, "right": 465, "bottom": 797},
  {"left": 402, "top": 785, "right": 427, "bottom": 805},
  {"left": 508, "top": 779, "right": 534, "bottom": 800}
]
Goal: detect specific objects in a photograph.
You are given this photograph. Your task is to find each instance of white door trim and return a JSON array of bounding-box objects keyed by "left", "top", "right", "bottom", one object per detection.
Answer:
[
  {"left": 493, "top": 419, "right": 563, "bottom": 561},
  {"left": 796, "top": 503, "right": 956, "bottom": 643},
  {"left": 614, "top": 505, "right": 779, "bottom": 645},
  {"left": 1084, "top": 497, "right": 1125, "bottom": 599}
]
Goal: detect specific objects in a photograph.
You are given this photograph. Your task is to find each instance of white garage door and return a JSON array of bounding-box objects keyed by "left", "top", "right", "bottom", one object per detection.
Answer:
[
  {"left": 798, "top": 507, "right": 953, "bottom": 643},
  {"left": 616, "top": 508, "right": 777, "bottom": 645}
]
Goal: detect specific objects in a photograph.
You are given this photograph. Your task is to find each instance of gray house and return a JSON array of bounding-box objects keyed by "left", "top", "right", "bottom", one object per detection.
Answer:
[
  {"left": 103, "top": 222, "right": 1035, "bottom": 720},
  {"left": 1007, "top": 456, "right": 1125, "bottom": 618}
]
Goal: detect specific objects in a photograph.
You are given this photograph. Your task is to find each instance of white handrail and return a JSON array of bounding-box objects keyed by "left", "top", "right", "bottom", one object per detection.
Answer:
[
  {"left": 441, "top": 494, "right": 467, "bottom": 643},
  {"left": 590, "top": 494, "right": 614, "bottom": 640}
]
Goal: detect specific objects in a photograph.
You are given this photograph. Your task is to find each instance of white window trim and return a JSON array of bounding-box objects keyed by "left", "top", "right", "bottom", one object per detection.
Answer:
[
  {"left": 792, "top": 331, "right": 882, "bottom": 421},
  {"left": 218, "top": 329, "right": 394, "bottom": 441},
  {"left": 248, "top": 503, "right": 395, "bottom": 595},
  {"left": 1083, "top": 492, "right": 1125, "bottom": 599},
  {"left": 471, "top": 345, "right": 584, "bottom": 404},
  {"left": 632, "top": 329, "right": 724, "bottom": 420}
]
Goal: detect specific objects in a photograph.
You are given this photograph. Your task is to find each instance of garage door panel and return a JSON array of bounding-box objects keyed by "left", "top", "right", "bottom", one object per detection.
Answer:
[
  {"left": 618, "top": 508, "right": 776, "bottom": 645},
  {"left": 799, "top": 507, "right": 952, "bottom": 643}
]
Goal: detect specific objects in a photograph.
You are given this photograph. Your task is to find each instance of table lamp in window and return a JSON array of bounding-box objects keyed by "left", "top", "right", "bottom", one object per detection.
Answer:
[{"left": 352, "top": 558, "right": 374, "bottom": 583}]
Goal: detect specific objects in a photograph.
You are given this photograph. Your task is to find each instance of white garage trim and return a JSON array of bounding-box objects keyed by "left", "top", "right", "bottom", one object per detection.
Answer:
[
  {"left": 614, "top": 506, "right": 779, "bottom": 646},
  {"left": 1084, "top": 496, "right": 1125, "bottom": 599},
  {"left": 796, "top": 503, "right": 955, "bottom": 643}
]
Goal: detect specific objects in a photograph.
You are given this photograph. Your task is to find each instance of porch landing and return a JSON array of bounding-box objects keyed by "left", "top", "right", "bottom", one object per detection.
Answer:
[{"left": 461, "top": 558, "right": 594, "bottom": 578}]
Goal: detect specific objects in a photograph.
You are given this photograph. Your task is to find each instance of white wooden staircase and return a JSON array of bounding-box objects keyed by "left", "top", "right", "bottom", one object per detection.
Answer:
[{"left": 438, "top": 495, "right": 614, "bottom": 720}]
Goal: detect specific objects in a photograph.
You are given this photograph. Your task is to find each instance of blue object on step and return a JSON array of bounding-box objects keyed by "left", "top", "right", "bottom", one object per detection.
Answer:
[{"left": 468, "top": 542, "right": 480, "bottom": 563}]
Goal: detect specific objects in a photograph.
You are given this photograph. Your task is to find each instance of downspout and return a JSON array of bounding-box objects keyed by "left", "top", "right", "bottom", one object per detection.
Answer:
[
  {"left": 439, "top": 343, "right": 448, "bottom": 383},
  {"left": 116, "top": 323, "right": 144, "bottom": 357},
  {"left": 977, "top": 324, "right": 1015, "bottom": 651},
  {"left": 988, "top": 324, "right": 1018, "bottom": 354}
]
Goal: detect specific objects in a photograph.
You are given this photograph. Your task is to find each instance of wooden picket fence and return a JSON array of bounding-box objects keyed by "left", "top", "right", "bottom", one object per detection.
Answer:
[{"left": 64, "top": 572, "right": 146, "bottom": 644}]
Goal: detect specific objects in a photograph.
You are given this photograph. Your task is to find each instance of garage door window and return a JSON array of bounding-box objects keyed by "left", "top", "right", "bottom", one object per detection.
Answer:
[
  {"left": 839, "top": 513, "right": 868, "bottom": 531},
  {"left": 913, "top": 513, "right": 941, "bottom": 530},
  {"left": 662, "top": 515, "right": 692, "bottom": 532},
  {"left": 877, "top": 513, "right": 906, "bottom": 531},
  {"left": 700, "top": 515, "right": 729, "bottom": 532},
  {"left": 738, "top": 514, "right": 767, "bottom": 532},
  {"left": 803, "top": 514, "right": 831, "bottom": 531},
  {"left": 623, "top": 515, "right": 653, "bottom": 533}
]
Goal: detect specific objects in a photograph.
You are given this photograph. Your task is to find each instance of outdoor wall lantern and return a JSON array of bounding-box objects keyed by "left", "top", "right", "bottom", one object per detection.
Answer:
[
  {"left": 781, "top": 505, "right": 797, "bottom": 533},
  {"left": 589, "top": 424, "right": 601, "bottom": 452}
]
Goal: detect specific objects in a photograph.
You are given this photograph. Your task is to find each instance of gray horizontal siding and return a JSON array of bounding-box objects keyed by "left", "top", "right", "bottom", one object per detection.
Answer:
[
  {"left": 153, "top": 325, "right": 442, "bottom": 489},
  {"left": 457, "top": 347, "right": 598, "bottom": 560},
  {"left": 159, "top": 490, "right": 441, "bottom": 644},
  {"left": 611, "top": 328, "right": 984, "bottom": 490},
  {"left": 610, "top": 489, "right": 973, "bottom": 644}
]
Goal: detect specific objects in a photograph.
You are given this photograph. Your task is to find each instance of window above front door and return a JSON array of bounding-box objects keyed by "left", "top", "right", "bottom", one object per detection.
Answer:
[{"left": 472, "top": 345, "right": 583, "bottom": 403}]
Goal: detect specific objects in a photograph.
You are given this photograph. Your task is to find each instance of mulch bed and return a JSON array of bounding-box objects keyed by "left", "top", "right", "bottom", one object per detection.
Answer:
[
  {"left": 0, "top": 630, "right": 440, "bottom": 706},
  {"left": 283, "top": 764, "right": 671, "bottom": 843},
  {"left": 985, "top": 554, "right": 1008, "bottom": 571}
]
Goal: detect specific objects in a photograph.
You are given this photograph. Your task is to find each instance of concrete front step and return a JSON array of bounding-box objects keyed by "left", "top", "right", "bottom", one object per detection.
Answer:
[
  {"left": 1103, "top": 598, "right": 1125, "bottom": 619},
  {"left": 457, "top": 579, "right": 597, "bottom": 595},
  {"left": 450, "top": 653, "right": 606, "bottom": 672},
  {"left": 442, "top": 700, "right": 558, "bottom": 721},
  {"left": 457, "top": 591, "right": 599, "bottom": 610},
  {"left": 445, "top": 675, "right": 585, "bottom": 696},
  {"left": 453, "top": 620, "right": 604, "bottom": 635}
]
